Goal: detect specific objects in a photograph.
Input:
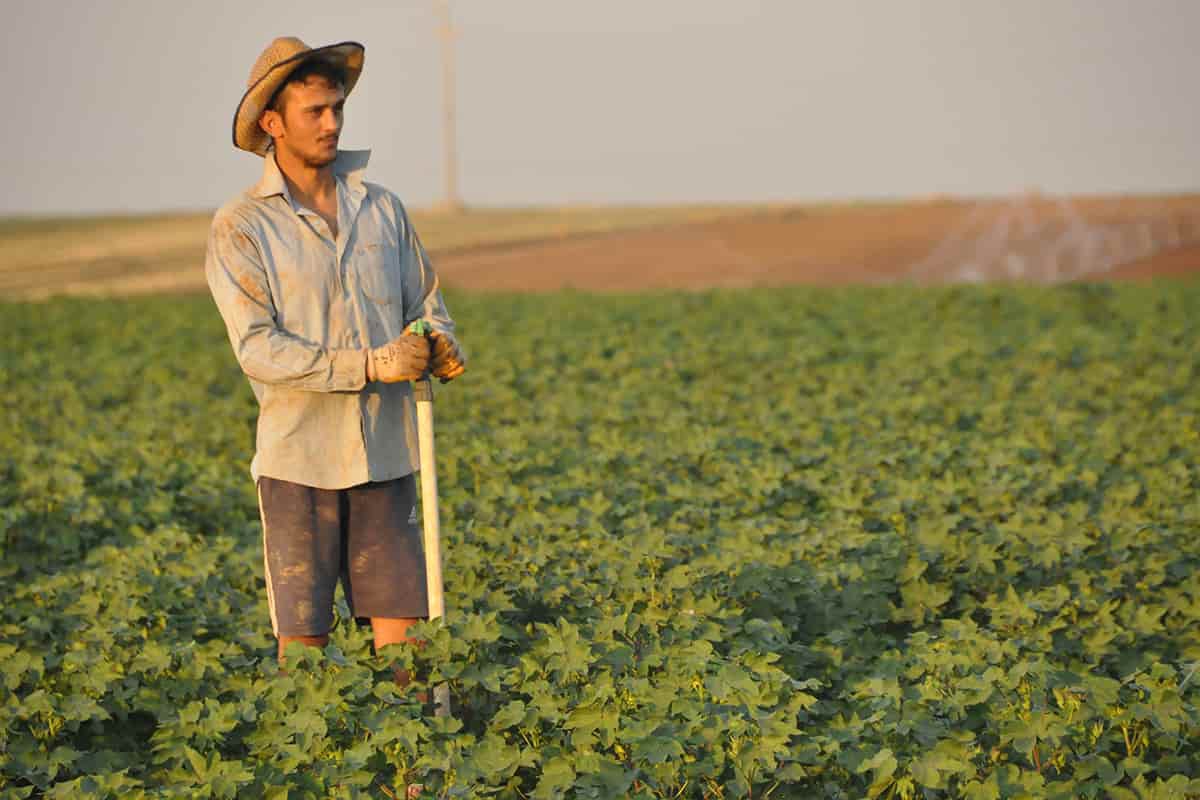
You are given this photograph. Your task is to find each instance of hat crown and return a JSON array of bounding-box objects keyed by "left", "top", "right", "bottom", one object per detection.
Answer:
[{"left": 247, "top": 36, "right": 311, "bottom": 89}]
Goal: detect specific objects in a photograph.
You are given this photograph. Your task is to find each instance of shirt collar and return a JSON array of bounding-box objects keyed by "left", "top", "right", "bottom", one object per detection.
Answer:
[{"left": 253, "top": 148, "right": 372, "bottom": 202}]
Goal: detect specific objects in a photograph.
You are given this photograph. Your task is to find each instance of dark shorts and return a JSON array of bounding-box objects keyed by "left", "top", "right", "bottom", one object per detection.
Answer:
[{"left": 256, "top": 474, "right": 429, "bottom": 638}]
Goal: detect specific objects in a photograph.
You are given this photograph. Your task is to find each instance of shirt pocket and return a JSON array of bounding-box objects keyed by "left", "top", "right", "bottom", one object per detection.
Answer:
[{"left": 354, "top": 240, "right": 402, "bottom": 306}]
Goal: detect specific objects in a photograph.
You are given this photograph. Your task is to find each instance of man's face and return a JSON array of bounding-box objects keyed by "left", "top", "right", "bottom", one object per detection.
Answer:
[{"left": 261, "top": 77, "right": 345, "bottom": 168}]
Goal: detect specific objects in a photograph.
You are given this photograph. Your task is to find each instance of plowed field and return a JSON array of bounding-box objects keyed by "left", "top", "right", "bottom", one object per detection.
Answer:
[
  {"left": 433, "top": 196, "right": 1200, "bottom": 291},
  {"left": 3, "top": 195, "right": 1198, "bottom": 299}
]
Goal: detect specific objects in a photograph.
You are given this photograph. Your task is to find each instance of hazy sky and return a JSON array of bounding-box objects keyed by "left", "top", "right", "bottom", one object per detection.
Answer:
[{"left": 3, "top": 0, "right": 1198, "bottom": 215}]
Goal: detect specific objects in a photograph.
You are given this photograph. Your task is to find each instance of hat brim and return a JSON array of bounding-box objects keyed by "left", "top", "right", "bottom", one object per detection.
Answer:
[{"left": 232, "top": 41, "right": 365, "bottom": 156}]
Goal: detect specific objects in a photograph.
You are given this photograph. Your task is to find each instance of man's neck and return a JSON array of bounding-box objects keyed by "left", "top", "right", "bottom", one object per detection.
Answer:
[{"left": 274, "top": 146, "right": 337, "bottom": 212}]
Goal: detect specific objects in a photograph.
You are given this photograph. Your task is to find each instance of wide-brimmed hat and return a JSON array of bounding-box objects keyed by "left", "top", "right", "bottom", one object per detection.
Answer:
[{"left": 232, "top": 36, "right": 365, "bottom": 156}]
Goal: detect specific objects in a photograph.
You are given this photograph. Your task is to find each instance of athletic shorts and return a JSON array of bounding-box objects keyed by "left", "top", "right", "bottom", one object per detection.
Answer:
[{"left": 256, "top": 474, "right": 429, "bottom": 638}]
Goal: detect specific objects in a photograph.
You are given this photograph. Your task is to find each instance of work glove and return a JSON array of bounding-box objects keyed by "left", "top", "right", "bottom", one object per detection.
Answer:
[
  {"left": 429, "top": 329, "right": 467, "bottom": 382},
  {"left": 365, "top": 332, "right": 431, "bottom": 383}
]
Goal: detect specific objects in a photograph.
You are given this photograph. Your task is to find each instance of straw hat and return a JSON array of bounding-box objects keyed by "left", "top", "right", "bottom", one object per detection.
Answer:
[{"left": 232, "top": 37, "right": 365, "bottom": 156}]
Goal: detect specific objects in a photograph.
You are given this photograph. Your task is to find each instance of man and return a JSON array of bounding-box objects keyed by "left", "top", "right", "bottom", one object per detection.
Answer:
[{"left": 205, "top": 37, "right": 465, "bottom": 679}]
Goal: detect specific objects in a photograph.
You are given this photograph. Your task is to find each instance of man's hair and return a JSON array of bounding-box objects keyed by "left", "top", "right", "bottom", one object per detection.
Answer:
[{"left": 266, "top": 58, "right": 348, "bottom": 114}]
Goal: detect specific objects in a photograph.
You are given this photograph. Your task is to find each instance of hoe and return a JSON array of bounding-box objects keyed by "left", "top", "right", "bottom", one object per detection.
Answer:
[{"left": 408, "top": 320, "right": 451, "bottom": 718}]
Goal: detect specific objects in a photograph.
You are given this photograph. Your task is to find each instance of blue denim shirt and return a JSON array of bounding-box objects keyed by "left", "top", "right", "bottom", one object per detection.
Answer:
[{"left": 205, "top": 149, "right": 455, "bottom": 489}]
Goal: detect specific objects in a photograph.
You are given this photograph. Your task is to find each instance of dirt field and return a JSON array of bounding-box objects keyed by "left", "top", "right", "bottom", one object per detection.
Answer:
[
  {"left": 3, "top": 194, "right": 1198, "bottom": 298},
  {"left": 433, "top": 195, "right": 1200, "bottom": 291},
  {"left": 0, "top": 206, "right": 758, "bottom": 299},
  {"left": 1098, "top": 243, "right": 1200, "bottom": 281}
]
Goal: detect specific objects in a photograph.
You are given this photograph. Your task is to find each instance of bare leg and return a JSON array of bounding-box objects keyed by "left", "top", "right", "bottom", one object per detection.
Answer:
[
  {"left": 274, "top": 622, "right": 425, "bottom": 695},
  {"left": 371, "top": 617, "right": 426, "bottom": 694},
  {"left": 373, "top": 618, "right": 429, "bottom": 799},
  {"left": 274, "top": 633, "right": 326, "bottom": 662},
  {"left": 273, "top": 633, "right": 328, "bottom": 671}
]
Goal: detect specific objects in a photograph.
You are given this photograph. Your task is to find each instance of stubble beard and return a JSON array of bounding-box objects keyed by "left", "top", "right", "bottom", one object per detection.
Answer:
[
  {"left": 274, "top": 134, "right": 338, "bottom": 169},
  {"left": 303, "top": 152, "right": 337, "bottom": 169},
  {"left": 303, "top": 141, "right": 338, "bottom": 169}
]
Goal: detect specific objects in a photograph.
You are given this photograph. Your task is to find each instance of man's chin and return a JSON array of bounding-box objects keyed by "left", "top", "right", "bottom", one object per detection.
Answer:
[{"left": 304, "top": 149, "right": 338, "bottom": 169}]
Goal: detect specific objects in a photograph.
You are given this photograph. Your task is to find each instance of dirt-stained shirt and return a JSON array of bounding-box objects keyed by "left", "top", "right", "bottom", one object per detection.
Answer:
[{"left": 205, "top": 149, "right": 455, "bottom": 490}]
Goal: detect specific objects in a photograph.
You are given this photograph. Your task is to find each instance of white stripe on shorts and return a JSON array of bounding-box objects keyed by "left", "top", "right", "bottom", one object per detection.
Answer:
[{"left": 256, "top": 483, "right": 280, "bottom": 639}]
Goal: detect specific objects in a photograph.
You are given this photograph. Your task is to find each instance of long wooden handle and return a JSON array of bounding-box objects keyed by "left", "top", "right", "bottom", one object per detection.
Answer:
[{"left": 414, "top": 378, "right": 451, "bottom": 717}]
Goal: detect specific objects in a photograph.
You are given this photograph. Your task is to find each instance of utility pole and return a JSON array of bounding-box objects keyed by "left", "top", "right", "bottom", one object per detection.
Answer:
[{"left": 435, "top": 0, "right": 464, "bottom": 212}]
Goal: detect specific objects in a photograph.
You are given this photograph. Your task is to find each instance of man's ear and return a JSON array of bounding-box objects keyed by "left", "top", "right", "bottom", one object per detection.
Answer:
[{"left": 259, "top": 108, "right": 284, "bottom": 140}]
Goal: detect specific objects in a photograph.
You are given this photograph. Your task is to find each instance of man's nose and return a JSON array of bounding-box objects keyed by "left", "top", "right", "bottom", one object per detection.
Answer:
[{"left": 321, "top": 109, "right": 341, "bottom": 132}]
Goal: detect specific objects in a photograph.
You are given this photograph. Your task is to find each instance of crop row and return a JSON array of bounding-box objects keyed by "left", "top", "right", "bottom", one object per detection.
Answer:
[{"left": 1, "top": 283, "right": 1198, "bottom": 798}]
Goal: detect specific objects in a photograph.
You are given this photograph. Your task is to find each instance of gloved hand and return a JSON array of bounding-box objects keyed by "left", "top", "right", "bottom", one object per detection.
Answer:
[
  {"left": 365, "top": 332, "right": 431, "bottom": 383},
  {"left": 429, "top": 329, "right": 466, "bottom": 382}
]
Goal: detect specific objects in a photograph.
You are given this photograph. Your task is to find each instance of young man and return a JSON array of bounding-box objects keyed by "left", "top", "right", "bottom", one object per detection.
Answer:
[{"left": 205, "top": 37, "right": 465, "bottom": 671}]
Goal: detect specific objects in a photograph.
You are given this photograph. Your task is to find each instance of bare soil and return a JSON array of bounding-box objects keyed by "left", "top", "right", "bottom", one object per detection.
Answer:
[
  {"left": 4, "top": 195, "right": 1197, "bottom": 299},
  {"left": 1094, "top": 244, "right": 1200, "bottom": 282},
  {"left": 433, "top": 196, "right": 1200, "bottom": 292}
]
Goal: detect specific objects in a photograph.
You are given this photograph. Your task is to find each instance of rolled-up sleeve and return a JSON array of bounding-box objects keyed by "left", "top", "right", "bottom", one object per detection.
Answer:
[
  {"left": 205, "top": 211, "right": 367, "bottom": 392},
  {"left": 396, "top": 201, "right": 456, "bottom": 337}
]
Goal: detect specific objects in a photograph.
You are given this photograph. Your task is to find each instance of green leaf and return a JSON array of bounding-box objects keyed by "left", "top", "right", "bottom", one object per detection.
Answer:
[
  {"left": 471, "top": 733, "right": 521, "bottom": 779},
  {"left": 631, "top": 735, "right": 684, "bottom": 765},
  {"left": 857, "top": 748, "right": 897, "bottom": 781},
  {"left": 184, "top": 745, "right": 207, "bottom": 778},
  {"left": 490, "top": 699, "right": 527, "bottom": 730},
  {"left": 532, "top": 756, "right": 576, "bottom": 800}
]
